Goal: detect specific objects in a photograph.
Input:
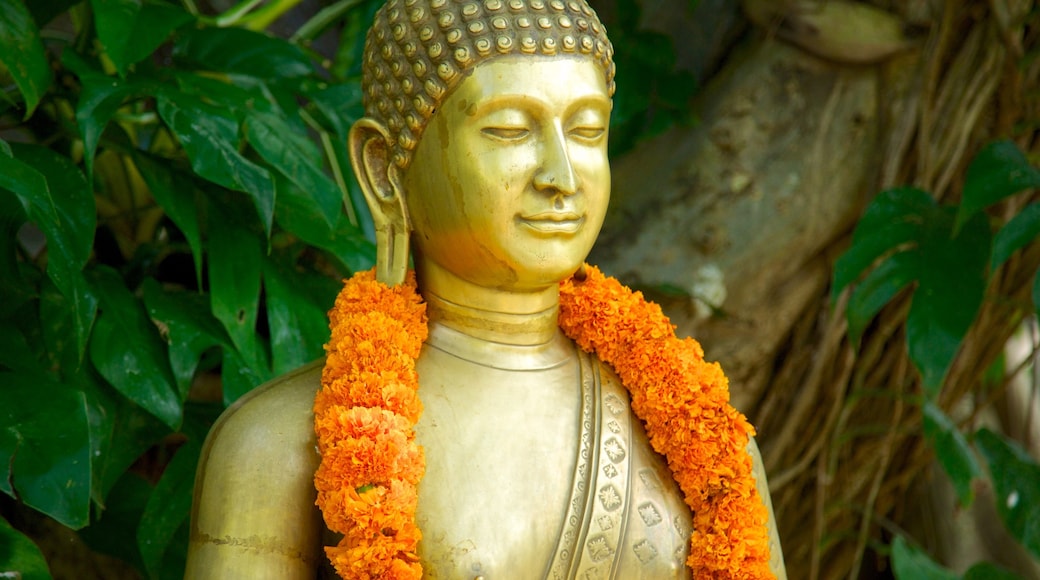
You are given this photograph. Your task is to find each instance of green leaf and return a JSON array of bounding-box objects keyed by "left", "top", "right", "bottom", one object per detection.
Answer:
[
  {"left": 77, "top": 471, "right": 151, "bottom": 572},
  {"left": 88, "top": 266, "right": 182, "bottom": 430},
  {"left": 0, "top": 150, "right": 51, "bottom": 242},
  {"left": 854, "top": 187, "right": 935, "bottom": 236},
  {"left": 890, "top": 536, "right": 958, "bottom": 580},
  {"left": 124, "top": 2, "right": 193, "bottom": 71},
  {"left": 27, "top": 0, "right": 81, "bottom": 28},
  {"left": 921, "top": 401, "right": 981, "bottom": 506},
  {"left": 67, "top": 53, "right": 146, "bottom": 177},
  {"left": 832, "top": 221, "right": 920, "bottom": 302},
  {"left": 81, "top": 376, "right": 169, "bottom": 504},
  {"left": 0, "top": 227, "right": 32, "bottom": 321},
  {"left": 304, "top": 81, "right": 364, "bottom": 137},
  {"left": 907, "top": 208, "right": 990, "bottom": 396},
  {"left": 0, "top": 320, "right": 41, "bottom": 373},
  {"left": 173, "top": 26, "right": 313, "bottom": 82},
  {"left": 0, "top": 0, "right": 52, "bottom": 117},
  {"left": 274, "top": 177, "right": 375, "bottom": 274},
  {"left": 207, "top": 199, "right": 270, "bottom": 382},
  {"left": 330, "top": 0, "right": 377, "bottom": 79},
  {"left": 143, "top": 278, "right": 228, "bottom": 399},
  {"left": 1033, "top": 269, "right": 1040, "bottom": 319},
  {"left": 8, "top": 144, "right": 95, "bottom": 272},
  {"left": 156, "top": 520, "right": 190, "bottom": 580},
  {"left": 839, "top": 187, "right": 990, "bottom": 396},
  {"left": 167, "top": 68, "right": 259, "bottom": 108},
  {"left": 263, "top": 257, "right": 331, "bottom": 375},
  {"left": 0, "top": 370, "right": 92, "bottom": 528},
  {"left": 219, "top": 346, "right": 268, "bottom": 405},
  {"left": 962, "top": 562, "right": 1022, "bottom": 580},
  {"left": 0, "top": 516, "right": 53, "bottom": 580},
  {"left": 133, "top": 155, "right": 204, "bottom": 286},
  {"left": 37, "top": 280, "right": 84, "bottom": 378},
  {"left": 245, "top": 110, "right": 342, "bottom": 228},
  {"left": 2, "top": 144, "right": 98, "bottom": 360},
  {"left": 89, "top": 0, "right": 139, "bottom": 74},
  {"left": 975, "top": 428, "right": 1040, "bottom": 560},
  {"left": 30, "top": 283, "right": 166, "bottom": 506},
  {"left": 846, "top": 252, "right": 916, "bottom": 345},
  {"left": 832, "top": 187, "right": 932, "bottom": 302},
  {"left": 992, "top": 202, "right": 1040, "bottom": 268},
  {"left": 157, "top": 89, "right": 275, "bottom": 234},
  {"left": 0, "top": 240, "right": 36, "bottom": 320},
  {"left": 957, "top": 140, "right": 1040, "bottom": 230},
  {"left": 90, "top": 0, "right": 190, "bottom": 75},
  {"left": 138, "top": 439, "right": 201, "bottom": 580}
]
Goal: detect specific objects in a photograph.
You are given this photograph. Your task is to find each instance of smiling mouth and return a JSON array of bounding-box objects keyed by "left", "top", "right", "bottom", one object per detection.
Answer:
[{"left": 517, "top": 213, "right": 585, "bottom": 234}]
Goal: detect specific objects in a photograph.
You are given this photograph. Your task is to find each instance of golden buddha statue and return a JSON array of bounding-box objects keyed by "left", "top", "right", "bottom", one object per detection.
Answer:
[{"left": 184, "top": 0, "right": 786, "bottom": 578}]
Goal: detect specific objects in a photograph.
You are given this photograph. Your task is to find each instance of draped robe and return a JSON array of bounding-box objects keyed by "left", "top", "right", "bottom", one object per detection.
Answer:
[
  {"left": 187, "top": 320, "right": 783, "bottom": 579},
  {"left": 411, "top": 324, "right": 694, "bottom": 579}
]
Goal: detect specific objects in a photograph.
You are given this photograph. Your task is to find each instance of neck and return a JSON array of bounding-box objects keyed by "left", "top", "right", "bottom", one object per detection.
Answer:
[{"left": 416, "top": 260, "right": 561, "bottom": 346}]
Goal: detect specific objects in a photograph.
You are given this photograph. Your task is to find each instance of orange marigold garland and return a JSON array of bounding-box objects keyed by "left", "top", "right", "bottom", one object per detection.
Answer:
[
  {"left": 315, "top": 269, "right": 426, "bottom": 580},
  {"left": 559, "top": 265, "right": 773, "bottom": 578},
  {"left": 317, "top": 265, "right": 773, "bottom": 579}
]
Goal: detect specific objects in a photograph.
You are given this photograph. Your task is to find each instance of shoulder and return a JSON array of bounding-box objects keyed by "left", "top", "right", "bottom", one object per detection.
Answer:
[
  {"left": 199, "top": 360, "right": 324, "bottom": 483},
  {"left": 215, "top": 361, "right": 322, "bottom": 440},
  {"left": 187, "top": 361, "right": 327, "bottom": 578}
]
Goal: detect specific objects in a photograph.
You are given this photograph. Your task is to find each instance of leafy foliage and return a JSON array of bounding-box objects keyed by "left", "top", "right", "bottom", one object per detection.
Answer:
[
  {"left": 891, "top": 536, "right": 1020, "bottom": 580},
  {"left": 0, "top": 0, "right": 692, "bottom": 576},
  {"left": 975, "top": 429, "right": 1040, "bottom": 561},
  {"left": 834, "top": 141, "right": 1040, "bottom": 577},
  {"left": 0, "top": 516, "right": 52, "bottom": 580},
  {"left": 832, "top": 187, "right": 991, "bottom": 394},
  {"left": 921, "top": 401, "right": 980, "bottom": 507},
  {"left": 0, "top": 0, "right": 382, "bottom": 576}
]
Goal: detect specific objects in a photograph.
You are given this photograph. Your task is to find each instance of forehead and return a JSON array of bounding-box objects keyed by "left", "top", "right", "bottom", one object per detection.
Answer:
[{"left": 445, "top": 55, "right": 611, "bottom": 114}]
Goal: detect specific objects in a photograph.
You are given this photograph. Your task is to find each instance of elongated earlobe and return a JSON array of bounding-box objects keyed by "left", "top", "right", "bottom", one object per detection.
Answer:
[{"left": 349, "top": 118, "right": 410, "bottom": 286}]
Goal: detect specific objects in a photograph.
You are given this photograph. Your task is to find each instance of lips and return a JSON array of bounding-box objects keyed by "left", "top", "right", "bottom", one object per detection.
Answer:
[{"left": 517, "top": 212, "right": 585, "bottom": 234}]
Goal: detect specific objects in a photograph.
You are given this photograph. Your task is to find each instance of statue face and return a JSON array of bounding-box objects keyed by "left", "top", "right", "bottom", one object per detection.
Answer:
[{"left": 402, "top": 56, "right": 611, "bottom": 292}]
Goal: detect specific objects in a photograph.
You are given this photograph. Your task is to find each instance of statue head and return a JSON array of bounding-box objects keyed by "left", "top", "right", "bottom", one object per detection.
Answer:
[{"left": 350, "top": 0, "right": 615, "bottom": 289}]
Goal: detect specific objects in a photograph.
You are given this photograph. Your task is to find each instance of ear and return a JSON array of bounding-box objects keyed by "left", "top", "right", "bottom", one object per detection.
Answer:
[{"left": 349, "top": 118, "right": 411, "bottom": 286}]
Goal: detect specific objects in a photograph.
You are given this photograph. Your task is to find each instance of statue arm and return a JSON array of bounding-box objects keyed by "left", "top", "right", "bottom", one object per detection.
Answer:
[
  {"left": 748, "top": 437, "right": 788, "bottom": 579},
  {"left": 184, "top": 363, "right": 325, "bottom": 579}
]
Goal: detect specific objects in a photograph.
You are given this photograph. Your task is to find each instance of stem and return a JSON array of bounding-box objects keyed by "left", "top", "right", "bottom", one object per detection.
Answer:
[
  {"left": 240, "top": 0, "right": 304, "bottom": 31},
  {"left": 198, "top": 0, "right": 265, "bottom": 27},
  {"left": 113, "top": 111, "right": 159, "bottom": 125},
  {"left": 1027, "top": 320, "right": 1038, "bottom": 446},
  {"left": 300, "top": 108, "right": 358, "bottom": 227},
  {"left": 291, "top": 0, "right": 366, "bottom": 43}
]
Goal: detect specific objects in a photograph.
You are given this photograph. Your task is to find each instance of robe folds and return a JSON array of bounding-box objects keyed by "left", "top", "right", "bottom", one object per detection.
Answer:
[{"left": 412, "top": 325, "right": 694, "bottom": 579}]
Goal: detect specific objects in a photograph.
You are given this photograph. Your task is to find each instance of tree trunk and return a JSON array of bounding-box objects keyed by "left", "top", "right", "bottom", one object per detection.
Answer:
[{"left": 594, "top": 0, "right": 1040, "bottom": 577}]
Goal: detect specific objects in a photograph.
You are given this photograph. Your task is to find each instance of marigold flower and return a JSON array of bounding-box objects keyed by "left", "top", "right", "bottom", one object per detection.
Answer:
[
  {"left": 317, "top": 265, "right": 774, "bottom": 579},
  {"left": 316, "top": 271, "right": 426, "bottom": 578},
  {"left": 560, "top": 265, "right": 773, "bottom": 578}
]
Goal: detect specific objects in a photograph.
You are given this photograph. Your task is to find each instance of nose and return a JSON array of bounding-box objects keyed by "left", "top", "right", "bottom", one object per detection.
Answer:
[{"left": 533, "top": 122, "right": 578, "bottom": 196}]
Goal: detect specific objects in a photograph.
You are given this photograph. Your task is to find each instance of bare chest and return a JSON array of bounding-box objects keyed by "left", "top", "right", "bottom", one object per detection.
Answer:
[{"left": 413, "top": 343, "right": 582, "bottom": 579}]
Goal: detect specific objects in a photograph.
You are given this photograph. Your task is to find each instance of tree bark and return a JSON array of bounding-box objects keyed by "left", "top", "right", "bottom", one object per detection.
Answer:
[{"left": 594, "top": 0, "right": 1040, "bottom": 576}]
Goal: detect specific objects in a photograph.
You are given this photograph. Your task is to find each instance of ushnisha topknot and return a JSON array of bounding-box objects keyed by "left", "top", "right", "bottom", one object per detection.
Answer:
[{"left": 363, "top": 0, "right": 616, "bottom": 171}]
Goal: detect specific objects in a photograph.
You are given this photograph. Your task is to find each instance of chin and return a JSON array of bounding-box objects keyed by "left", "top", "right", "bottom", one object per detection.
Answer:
[{"left": 510, "top": 259, "right": 588, "bottom": 290}]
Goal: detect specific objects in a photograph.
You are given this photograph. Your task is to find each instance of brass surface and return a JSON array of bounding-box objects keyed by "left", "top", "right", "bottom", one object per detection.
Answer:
[
  {"left": 402, "top": 57, "right": 611, "bottom": 305},
  {"left": 358, "top": 0, "right": 615, "bottom": 173},
  {"left": 185, "top": 0, "right": 787, "bottom": 576},
  {"left": 184, "top": 362, "right": 325, "bottom": 578}
]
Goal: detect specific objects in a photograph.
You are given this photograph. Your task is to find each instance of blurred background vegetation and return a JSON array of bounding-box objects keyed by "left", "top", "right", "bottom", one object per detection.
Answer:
[{"left": 0, "top": 0, "right": 1038, "bottom": 578}]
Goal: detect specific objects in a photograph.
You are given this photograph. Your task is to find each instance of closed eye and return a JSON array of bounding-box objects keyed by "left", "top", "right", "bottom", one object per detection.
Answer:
[
  {"left": 481, "top": 127, "right": 530, "bottom": 141},
  {"left": 570, "top": 126, "right": 606, "bottom": 142}
]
